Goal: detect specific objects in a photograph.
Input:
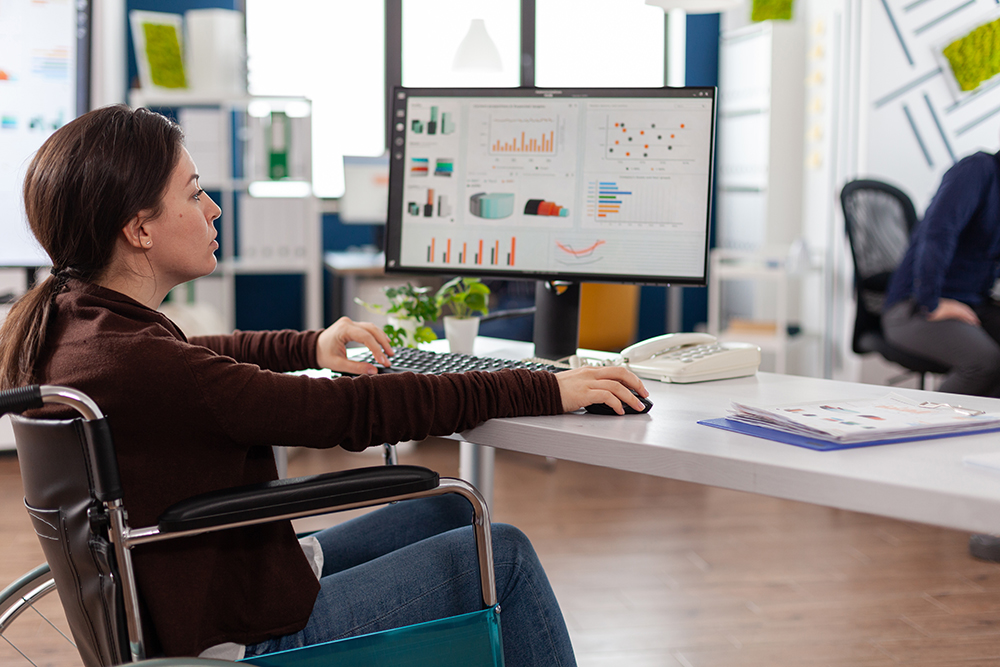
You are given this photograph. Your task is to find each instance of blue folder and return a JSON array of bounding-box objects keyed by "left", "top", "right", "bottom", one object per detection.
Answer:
[{"left": 698, "top": 417, "right": 1000, "bottom": 451}]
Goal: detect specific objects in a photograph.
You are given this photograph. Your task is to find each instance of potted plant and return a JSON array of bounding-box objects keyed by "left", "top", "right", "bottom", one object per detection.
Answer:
[
  {"left": 354, "top": 283, "right": 440, "bottom": 348},
  {"left": 435, "top": 277, "right": 490, "bottom": 355}
]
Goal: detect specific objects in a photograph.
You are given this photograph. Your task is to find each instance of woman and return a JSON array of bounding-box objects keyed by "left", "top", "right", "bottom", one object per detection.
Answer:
[{"left": 0, "top": 105, "right": 647, "bottom": 665}]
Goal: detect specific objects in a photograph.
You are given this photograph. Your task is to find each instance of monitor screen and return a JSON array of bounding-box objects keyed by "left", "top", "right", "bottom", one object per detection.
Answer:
[
  {"left": 385, "top": 86, "right": 716, "bottom": 286},
  {"left": 340, "top": 154, "right": 390, "bottom": 225},
  {"left": 0, "top": 0, "right": 90, "bottom": 267}
]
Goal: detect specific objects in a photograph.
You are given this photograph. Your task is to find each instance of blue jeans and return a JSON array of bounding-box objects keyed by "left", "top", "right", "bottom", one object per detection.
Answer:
[{"left": 243, "top": 495, "right": 576, "bottom": 667}]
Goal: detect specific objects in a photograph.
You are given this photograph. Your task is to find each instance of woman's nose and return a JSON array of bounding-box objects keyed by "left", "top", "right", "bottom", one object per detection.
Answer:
[{"left": 206, "top": 195, "right": 222, "bottom": 221}]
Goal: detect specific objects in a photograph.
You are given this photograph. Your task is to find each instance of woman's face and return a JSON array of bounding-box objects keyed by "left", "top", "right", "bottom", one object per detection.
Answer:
[{"left": 145, "top": 147, "right": 222, "bottom": 287}]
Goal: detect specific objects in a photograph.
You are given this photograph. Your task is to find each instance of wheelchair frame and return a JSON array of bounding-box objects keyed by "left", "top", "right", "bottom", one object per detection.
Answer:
[{"left": 0, "top": 385, "right": 499, "bottom": 666}]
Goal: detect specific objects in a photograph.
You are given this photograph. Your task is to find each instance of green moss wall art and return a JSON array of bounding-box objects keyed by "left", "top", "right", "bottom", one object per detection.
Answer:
[
  {"left": 129, "top": 11, "right": 188, "bottom": 92},
  {"left": 942, "top": 17, "right": 1000, "bottom": 93},
  {"left": 142, "top": 22, "right": 187, "bottom": 89},
  {"left": 752, "top": 0, "right": 794, "bottom": 22}
]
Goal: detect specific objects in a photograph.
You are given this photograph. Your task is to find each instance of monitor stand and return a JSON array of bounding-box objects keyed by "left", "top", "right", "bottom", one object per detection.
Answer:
[{"left": 533, "top": 281, "right": 580, "bottom": 361}]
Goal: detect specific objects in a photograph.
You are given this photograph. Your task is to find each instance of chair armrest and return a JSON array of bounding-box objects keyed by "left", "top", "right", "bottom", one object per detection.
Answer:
[
  {"left": 860, "top": 271, "right": 892, "bottom": 292},
  {"left": 157, "top": 465, "right": 439, "bottom": 533}
]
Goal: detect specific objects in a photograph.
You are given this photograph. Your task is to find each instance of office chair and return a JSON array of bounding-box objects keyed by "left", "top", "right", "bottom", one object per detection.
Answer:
[
  {"left": 0, "top": 385, "right": 502, "bottom": 667},
  {"left": 841, "top": 179, "right": 949, "bottom": 390}
]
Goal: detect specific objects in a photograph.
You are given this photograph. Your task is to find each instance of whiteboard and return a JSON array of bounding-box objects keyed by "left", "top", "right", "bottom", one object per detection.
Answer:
[{"left": 0, "top": 0, "right": 86, "bottom": 267}]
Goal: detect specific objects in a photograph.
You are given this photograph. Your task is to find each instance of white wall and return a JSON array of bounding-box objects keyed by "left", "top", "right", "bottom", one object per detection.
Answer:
[
  {"left": 799, "top": 0, "right": 1000, "bottom": 384},
  {"left": 864, "top": 0, "right": 1000, "bottom": 212}
]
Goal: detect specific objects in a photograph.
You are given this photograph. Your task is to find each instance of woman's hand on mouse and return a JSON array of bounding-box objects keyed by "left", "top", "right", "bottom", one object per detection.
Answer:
[
  {"left": 316, "top": 316, "right": 394, "bottom": 375},
  {"left": 555, "top": 366, "right": 648, "bottom": 415}
]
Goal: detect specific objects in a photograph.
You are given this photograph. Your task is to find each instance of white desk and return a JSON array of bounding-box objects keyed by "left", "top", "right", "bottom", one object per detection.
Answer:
[{"left": 440, "top": 337, "right": 1000, "bottom": 535}]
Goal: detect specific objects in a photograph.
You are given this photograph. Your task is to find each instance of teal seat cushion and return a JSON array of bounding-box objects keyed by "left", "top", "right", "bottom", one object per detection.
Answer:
[{"left": 241, "top": 607, "right": 503, "bottom": 667}]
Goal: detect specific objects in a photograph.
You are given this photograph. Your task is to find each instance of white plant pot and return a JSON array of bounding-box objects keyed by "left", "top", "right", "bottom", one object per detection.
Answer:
[
  {"left": 444, "top": 316, "right": 480, "bottom": 355},
  {"left": 387, "top": 315, "right": 419, "bottom": 347}
]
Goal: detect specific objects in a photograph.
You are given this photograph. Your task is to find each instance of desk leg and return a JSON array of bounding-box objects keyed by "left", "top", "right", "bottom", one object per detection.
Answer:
[{"left": 459, "top": 441, "right": 495, "bottom": 508}]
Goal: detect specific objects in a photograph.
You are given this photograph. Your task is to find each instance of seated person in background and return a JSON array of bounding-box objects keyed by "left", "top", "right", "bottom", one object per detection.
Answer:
[
  {"left": 882, "top": 146, "right": 1000, "bottom": 398},
  {"left": 0, "top": 105, "right": 649, "bottom": 666},
  {"left": 882, "top": 145, "right": 1000, "bottom": 563}
]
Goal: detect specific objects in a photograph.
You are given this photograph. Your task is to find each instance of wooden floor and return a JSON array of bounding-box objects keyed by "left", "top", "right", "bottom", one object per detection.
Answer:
[{"left": 2, "top": 439, "right": 1000, "bottom": 666}]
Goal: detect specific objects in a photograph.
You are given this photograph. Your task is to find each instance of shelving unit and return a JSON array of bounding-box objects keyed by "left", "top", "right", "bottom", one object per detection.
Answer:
[
  {"left": 707, "top": 248, "right": 820, "bottom": 375},
  {"left": 712, "top": 16, "right": 817, "bottom": 375},
  {"left": 128, "top": 91, "right": 323, "bottom": 332}
]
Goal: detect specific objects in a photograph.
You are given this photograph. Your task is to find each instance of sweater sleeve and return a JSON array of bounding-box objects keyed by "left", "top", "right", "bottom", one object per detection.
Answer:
[
  {"left": 177, "top": 340, "right": 563, "bottom": 451},
  {"left": 189, "top": 330, "right": 320, "bottom": 372},
  {"left": 912, "top": 155, "right": 994, "bottom": 312}
]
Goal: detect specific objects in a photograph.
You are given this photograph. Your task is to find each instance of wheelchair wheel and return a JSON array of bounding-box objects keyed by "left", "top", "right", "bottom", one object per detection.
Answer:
[{"left": 0, "top": 563, "right": 81, "bottom": 667}]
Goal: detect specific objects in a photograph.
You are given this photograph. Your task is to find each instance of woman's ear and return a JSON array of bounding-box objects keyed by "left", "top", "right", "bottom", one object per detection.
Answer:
[{"left": 122, "top": 213, "right": 153, "bottom": 249}]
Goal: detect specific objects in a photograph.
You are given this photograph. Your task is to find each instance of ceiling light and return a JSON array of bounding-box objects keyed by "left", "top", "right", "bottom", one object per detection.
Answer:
[
  {"left": 644, "top": 0, "right": 744, "bottom": 13},
  {"left": 452, "top": 19, "right": 502, "bottom": 72}
]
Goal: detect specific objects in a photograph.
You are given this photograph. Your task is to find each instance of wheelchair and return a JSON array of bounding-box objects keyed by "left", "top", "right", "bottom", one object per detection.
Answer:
[{"left": 0, "top": 385, "right": 504, "bottom": 667}]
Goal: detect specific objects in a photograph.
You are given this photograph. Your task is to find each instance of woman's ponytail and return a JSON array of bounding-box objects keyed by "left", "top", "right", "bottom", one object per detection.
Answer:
[
  {"left": 0, "top": 273, "right": 65, "bottom": 389},
  {"left": 0, "top": 105, "right": 182, "bottom": 389}
]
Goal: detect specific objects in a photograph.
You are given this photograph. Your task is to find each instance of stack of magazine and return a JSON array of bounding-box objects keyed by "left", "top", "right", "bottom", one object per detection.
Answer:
[{"left": 726, "top": 393, "right": 1000, "bottom": 445}]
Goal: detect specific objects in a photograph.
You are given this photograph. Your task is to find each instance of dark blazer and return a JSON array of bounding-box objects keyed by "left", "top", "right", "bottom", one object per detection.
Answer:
[{"left": 885, "top": 151, "right": 1000, "bottom": 313}]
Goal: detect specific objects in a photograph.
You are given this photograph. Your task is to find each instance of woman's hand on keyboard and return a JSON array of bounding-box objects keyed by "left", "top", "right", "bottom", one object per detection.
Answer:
[
  {"left": 556, "top": 366, "right": 648, "bottom": 415},
  {"left": 316, "top": 316, "right": 394, "bottom": 375}
]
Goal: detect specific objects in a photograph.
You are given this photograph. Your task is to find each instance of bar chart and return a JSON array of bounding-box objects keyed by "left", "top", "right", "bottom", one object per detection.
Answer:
[
  {"left": 488, "top": 115, "right": 558, "bottom": 155},
  {"left": 406, "top": 189, "right": 452, "bottom": 218},
  {"left": 585, "top": 179, "right": 672, "bottom": 224},
  {"left": 410, "top": 157, "right": 429, "bottom": 176},
  {"left": 425, "top": 236, "right": 517, "bottom": 266},
  {"left": 409, "top": 105, "right": 456, "bottom": 136}
]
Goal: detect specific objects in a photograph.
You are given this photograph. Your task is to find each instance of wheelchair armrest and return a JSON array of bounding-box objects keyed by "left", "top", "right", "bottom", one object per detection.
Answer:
[{"left": 157, "top": 465, "right": 439, "bottom": 533}]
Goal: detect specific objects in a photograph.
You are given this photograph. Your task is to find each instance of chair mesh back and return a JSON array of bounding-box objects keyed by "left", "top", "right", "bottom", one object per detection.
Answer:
[
  {"left": 842, "top": 183, "right": 915, "bottom": 314},
  {"left": 10, "top": 415, "right": 127, "bottom": 667}
]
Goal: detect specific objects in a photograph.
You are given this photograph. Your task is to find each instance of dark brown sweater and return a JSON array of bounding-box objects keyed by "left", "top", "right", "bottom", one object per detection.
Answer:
[{"left": 34, "top": 280, "right": 562, "bottom": 656}]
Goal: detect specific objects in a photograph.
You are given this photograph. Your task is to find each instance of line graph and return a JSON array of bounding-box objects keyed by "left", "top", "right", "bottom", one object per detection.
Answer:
[{"left": 555, "top": 239, "right": 606, "bottom": 265}]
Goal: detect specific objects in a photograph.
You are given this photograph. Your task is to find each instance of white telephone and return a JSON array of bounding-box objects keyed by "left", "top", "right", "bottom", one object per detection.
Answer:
[{"left": 621, "top": 332, "right": 761, "bottom": 384}]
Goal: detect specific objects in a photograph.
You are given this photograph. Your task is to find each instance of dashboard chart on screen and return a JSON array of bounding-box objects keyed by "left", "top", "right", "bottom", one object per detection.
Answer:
[
  {"left": 386, "top": 87, "right": 717, "bottom": 286},
  {"left": 0, "top": 0, "right": 89, "bottom": 268}
]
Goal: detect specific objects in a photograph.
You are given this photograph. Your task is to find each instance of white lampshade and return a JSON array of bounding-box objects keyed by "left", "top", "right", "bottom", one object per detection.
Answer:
[
  {"left": 452, "top": 19, "right": 503, "bottom": 72},
  {"left": 645, "top": 0, "right": 744, "bottom": 12}
]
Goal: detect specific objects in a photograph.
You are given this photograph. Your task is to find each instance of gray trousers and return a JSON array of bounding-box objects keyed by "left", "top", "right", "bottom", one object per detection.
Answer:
[{"left": 883, "top": 298, "right": 1000, "bottom": 397}]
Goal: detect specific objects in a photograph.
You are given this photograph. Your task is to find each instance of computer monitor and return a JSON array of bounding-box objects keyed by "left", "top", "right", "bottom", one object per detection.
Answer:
[
  {"left": 0, "top": 0, "right": 90, "bottom": 269},
  {"left": 385, "top": 86, "right": 717, "bottom": 358},
  {"left": 340, "top": 154, "right": 390, "bottom": 225}
]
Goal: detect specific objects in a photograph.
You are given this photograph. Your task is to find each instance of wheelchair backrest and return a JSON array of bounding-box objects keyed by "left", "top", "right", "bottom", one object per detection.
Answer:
[{"left": 11, "top": 414, "right": 128, "bottom": 667}]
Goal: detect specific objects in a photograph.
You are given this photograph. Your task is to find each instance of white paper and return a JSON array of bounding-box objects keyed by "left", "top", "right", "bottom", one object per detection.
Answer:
[{"left": 729, "top": 393, "right": 1000, "bottom": 444}]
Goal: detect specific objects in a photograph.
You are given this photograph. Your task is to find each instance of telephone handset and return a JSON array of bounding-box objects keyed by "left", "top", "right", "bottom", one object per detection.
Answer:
[{"left": 621, "top": 332, "right": 761, "bottom": 383}]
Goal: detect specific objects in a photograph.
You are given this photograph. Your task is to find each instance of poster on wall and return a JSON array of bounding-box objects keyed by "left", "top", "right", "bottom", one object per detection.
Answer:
[{"left": 0, "top": 0, "right": 83, "bottom": 267}]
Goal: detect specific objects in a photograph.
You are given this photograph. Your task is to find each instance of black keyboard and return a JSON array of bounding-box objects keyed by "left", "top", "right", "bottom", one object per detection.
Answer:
[{"left": 351, "top": 347, "right": 565, "bottom": 375}]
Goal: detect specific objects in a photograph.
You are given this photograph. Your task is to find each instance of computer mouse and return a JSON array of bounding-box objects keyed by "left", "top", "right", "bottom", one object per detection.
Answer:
[{"left": 584, "top": 389, "right": 653, "bottom": 415}]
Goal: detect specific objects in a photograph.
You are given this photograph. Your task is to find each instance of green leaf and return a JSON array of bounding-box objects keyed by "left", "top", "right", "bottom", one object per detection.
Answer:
[
  {"left": 415, "top": 326, "right": 438, "bottom": 344},
  {"left": 436, "top": 276, "right": 491, "bottom": 318}
]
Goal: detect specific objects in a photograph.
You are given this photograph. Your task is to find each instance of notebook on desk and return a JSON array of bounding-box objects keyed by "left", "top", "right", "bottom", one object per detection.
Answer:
[
  {"left": 700, "top": 393, "right": 1000, "bottom": 451},
  {"left": 699, "top": 417, "right": 1000, "bottom": 451}
]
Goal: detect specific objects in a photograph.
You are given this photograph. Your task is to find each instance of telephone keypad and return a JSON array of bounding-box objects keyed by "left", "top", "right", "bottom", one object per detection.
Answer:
[{"left": 667, "top": 343, "right": 724, "bottom": 363}]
